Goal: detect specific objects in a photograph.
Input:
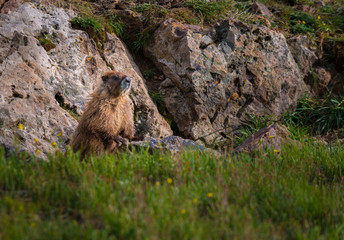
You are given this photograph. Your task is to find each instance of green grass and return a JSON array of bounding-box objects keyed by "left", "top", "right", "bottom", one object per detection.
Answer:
[
  {"left": 184, "top": 0, "right": 233, "bottom": 24},
  {"left": 131, "top": 2, "right": 160, "bottom": 13},
  {"left": 1, "top": 141, "right": 344, "bottom": 239},
  {"left": 71, "top": 16, "right": 103, "bottom": 35},
  {"left": 131, "top": 29, "right": 153, "bottom": 54},
  {"left": 233, "top": 114, "right": 275, "bottom": 147},
  {"left": 283, "top": 96, "right": 344, "bottom": 134},
  {"left": 38, "top": 37, "right": 56, "bottom": 51}
]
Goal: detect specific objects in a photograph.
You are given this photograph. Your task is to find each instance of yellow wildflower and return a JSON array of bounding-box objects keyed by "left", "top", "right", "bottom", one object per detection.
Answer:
[
  {"left": 159, "top": 157, "right": 163, "bottom": 161},
  {"left": 207, "top": 192, "right": 213, "bottom": 198},
  {"left": 231, "top": 92, "right": 239, "bottom": 101},
  {"left": 180, "top": 209, "right": 186, "bottom": 215},
  {"left": 192, "top": 198, "right": 198, "bottom": 204},
  {"left": 18, "top": 123, "right": 24, "bottom": 130},
  {"left": 302, "top": 21, "right": 306, "bottom": 24},
  {"left": 36, "top": 149, "right": 41, "bottom": 154},
  {"left": 323, "top": 23, "right": 326, "bottom": 26},
  {"left": 167, "top": 178, "right": 173, "bottom": 184},
  {"left": 318, "top": 16, "right": 321, "bottom": 20},
  {"left": 30, "top": 222, "right": 35, "bottom": 228},
  {"left": 51, "top": 142, "right": 57, "bottom": 147},
  {"left": 268, "top": 135, "right": 274, "bottom": 139},
  {"left": 274, "top": 149, "right": 279, "bottom": 153},
  {"left": 156, "top": 181, "right": 160, "bottom": 186},
  {"left": 34, "top": 138, "right": 39, "bottom": 143},
  {"left": 57, "top": 132, "right": 63, "bottom": 136}
]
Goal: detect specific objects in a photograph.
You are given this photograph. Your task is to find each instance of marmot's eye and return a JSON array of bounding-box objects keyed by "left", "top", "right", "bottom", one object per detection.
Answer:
[{"left": 112, "top": 76, "right": 119, "bottom": 81}]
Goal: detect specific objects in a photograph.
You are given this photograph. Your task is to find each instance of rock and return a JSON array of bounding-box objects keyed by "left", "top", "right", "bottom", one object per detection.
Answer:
[
  {"left": 300, "top": 5, "right": 312, "bottom": 13},
  {"left": 131, "top": 135, "right": 216, "bottom": 155},
  {"left": 330, "top": 71, "right": 344, "bottom": 95},
  {"left": 0, "top": 2, "right": 171, "bottom": 157},
  {"left": 103, "top": 33, "right": 173, "bottom": 139},
  {"left": 251, "top": 2, "right": 272, "bottom": 17},
  {"left": 314, "top": 0, "right": 325, "bottom": 7},
  {"left": 233, "top": 123, "right": 296, "bottom": 153},
  {"left": 0, "top": 0, "right": 19, "bottom": 14},
  {"left": 287, "top": 35, "right": 318, "bottom": 78},
  {"left": 145, "top": 19, "right": 306, "bottom": 144},
  {"left": 304, "top": 67, "right": 331, "bottom": 96},
  {"left": 0, "top": 3, "right": 85, "bottom": 157}
]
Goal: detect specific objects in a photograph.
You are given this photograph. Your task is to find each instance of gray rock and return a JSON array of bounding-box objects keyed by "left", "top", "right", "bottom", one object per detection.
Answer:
[
  {"left": 145, "top": 19, "right": 307, "bottom": 144},
  {"left": 131, "top": 136, "right": 215, "bottom": 155},
  {"left": 304, "top": 67, "right": 331, "bottom": 96},
  {"left": 0, "top": 0, "right": 19, "bottom": 14},
  {"left": 251, "top": 2, "right": 273, "bottom": 17},
  {"left": 287, "top": 35, "right": 318, "bottom": 78},
  {"left": 233, "top": 123, "right": 298, "bottom": 153}
]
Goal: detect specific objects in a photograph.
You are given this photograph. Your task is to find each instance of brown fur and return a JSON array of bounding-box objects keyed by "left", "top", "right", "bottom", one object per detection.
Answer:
[{"left": 70, "top": 71, "right": 134, "bottom": 157}]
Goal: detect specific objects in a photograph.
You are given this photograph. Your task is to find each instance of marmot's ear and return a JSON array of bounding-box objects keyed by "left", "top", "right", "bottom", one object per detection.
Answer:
[{"left": 101, "top": 76, "right": 108, "bottom": 82}]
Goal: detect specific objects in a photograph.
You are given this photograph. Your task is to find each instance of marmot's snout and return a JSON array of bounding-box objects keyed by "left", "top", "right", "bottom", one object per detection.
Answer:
[{"left": 121, "top": 76, "right": 132, "bottom": 93}]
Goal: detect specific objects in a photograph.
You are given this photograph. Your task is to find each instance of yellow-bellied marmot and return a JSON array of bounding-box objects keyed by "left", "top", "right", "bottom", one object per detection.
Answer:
[{"left": 70, "top": 71, "right": 134, "bottom": 157}]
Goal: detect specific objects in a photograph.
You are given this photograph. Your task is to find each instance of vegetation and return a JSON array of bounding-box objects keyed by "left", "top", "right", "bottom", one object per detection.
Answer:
[
  {"left": 283, "top": 96, "right": 344, "bottom": 134},
  {"left": 70, "top": 15, "right": 105, "bottom": 51},
  {"left": 230, "top": 94, "right": 344, "bottom": 149},
  {"left": 37, "top": 36, "right": 56, "bottom": 51},
  {"left": 184, "top": 0, "right": 233, "bottom": 24},
  {"left": 3, "top": 1, "right": 344, "bottom": 238},
  {"left": 131, "top": 28, "right": 154, "bottom": 54},
  {"left": 142, "top": 69, "right": 156, "bottom": 80},
  {"left": 1, "top": 140, "right": 344, "bottom": 239},
  {"left": 106, "top": 15, "right": 126, "bottom": 38},
  {"left": 232, "top": 114, "right": 275, "bottom": 147}
]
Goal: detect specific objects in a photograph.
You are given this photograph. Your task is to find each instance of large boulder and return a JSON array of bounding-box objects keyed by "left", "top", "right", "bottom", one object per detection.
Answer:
[
  {"left": 145, "top": 19, "right": 307, "bottom": 144},
  {"left": 0, "top": 2, "right": 171, "bottom": 157}
]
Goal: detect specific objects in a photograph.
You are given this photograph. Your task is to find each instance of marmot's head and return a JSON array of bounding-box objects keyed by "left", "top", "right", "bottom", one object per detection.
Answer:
[{"left": 100, "top": 71, "right": 132, "bottom": 98}]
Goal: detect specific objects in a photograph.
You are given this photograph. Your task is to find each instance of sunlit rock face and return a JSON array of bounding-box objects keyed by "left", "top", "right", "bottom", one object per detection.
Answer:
[{"left": 145, "top": 19, "right": 307, "bottom": 144}]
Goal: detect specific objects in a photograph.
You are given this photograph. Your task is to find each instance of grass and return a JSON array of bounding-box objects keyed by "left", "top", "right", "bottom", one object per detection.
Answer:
[
  {"left": 106, "top": 15, "right": 126, "bottom": 38},
  {"left": 1, "top": 140, "right": 344, "bottom": 239},
  {"left": 233, "top": 114, "right": 275, "bottom": 147},
  {"left": 131, "top": 28, "right": 154, "bottom": 54},
  {"left": 184, "top": 0, "right": 233, "bottom": 24},
  {"left": 70, "top": 15, "right": 106, "bottom": 52},
  {"left": 283, "top": 96, "right": 344, "bottom": 134},
  {"left": 38, "top": 36, "right": 56, "bottom": 51},
  {"left": 142, "top": 69, "right": 156, "bottom": 80}
]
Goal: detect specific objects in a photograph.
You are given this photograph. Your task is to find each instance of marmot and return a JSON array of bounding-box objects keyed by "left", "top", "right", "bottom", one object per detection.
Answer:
[{"left": 70, "top": 71, "right": 134, "bottom": 158}]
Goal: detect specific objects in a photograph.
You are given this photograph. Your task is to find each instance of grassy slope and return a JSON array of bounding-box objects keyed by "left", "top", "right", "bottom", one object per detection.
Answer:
[
  {"left": 1, "top": 141, "right": 344, "bottom": 239},
  {"left": 1, "top": 1, "right": 343, "bottom": 239}
]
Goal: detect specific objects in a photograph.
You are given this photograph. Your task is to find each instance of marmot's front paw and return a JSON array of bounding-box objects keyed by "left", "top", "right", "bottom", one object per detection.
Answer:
[{"left": 114, "top": 136, "right": 129, "bottom": 148}]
